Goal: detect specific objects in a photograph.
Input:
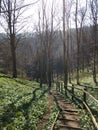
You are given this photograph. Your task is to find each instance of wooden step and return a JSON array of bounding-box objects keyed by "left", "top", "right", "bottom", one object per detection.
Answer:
[
  {"left": 59, "top": 120, "right": 80, "bottom": 127},
  {"left": 63, "top": 109, "right": 78, "bottom": 113},
  {"left": 51, "top": 91, "right": 82, "bottom": 130},
  {"left": 62, "top": 111, "right": 78, "bottom": 116},
  {"left": 58, "top": 117, "right": 80, "bottom": 122},
  {"left": 57, "top": 124, "right": 83, "bottom": 130}
]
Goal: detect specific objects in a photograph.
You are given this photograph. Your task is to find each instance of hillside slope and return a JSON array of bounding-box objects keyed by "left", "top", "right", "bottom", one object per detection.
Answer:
[{"left": 0, "top": 74, "right": 48, "bottom": 130}]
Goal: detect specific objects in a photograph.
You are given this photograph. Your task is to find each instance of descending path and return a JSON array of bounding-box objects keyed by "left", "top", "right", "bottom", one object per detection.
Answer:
[{"left": 51, "top": 90, "right": 83, "bottom": 130}]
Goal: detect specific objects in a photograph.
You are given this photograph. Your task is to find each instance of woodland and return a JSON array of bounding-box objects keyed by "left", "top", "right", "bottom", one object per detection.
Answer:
[{"left": 0, "top": 0, "right": 98, "bottom": 130}]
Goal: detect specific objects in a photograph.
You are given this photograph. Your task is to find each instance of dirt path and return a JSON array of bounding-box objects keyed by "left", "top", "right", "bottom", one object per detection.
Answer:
[
  {"left": 51, "top": 90, "right": 83, "bottom": 130},
  {"left": 37, "top": 94, "right": 55, "bottom": 129},
  {"left": 38, "top": 90, "right": 82, "bottom": 130}
]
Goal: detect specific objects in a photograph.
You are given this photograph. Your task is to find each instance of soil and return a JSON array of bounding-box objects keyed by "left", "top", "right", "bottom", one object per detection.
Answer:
[
  {"left": 37, "top": 90, "right": 82, "bottom": 130},
  {"left": 51, "top": 90, "right": 82, "bottom": 130},
  {"left": 37, "top": 94, "right": 55, "bottom": 130}
]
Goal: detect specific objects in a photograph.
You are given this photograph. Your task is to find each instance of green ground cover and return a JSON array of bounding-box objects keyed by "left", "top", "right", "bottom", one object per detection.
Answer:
[{"left": 0, "top": 74, "right": 48, "bottom": 130}]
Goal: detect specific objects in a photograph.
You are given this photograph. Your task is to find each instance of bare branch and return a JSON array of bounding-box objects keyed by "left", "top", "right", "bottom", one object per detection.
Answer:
[{"left": 0, "top": 0, "right": 40, "bottom": 13}]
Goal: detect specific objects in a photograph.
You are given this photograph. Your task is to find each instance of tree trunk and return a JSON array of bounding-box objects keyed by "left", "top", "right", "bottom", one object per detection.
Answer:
[
  {"left": 0, "top": 0, "right": 1, "bottom": 13},
  {"left": 63, "top": 0, "right": 68, "bottom": 92},
  {"left": 10, "top": 34, "right": 17, "bottom": 78},
  {"left": 75, "top": 0, "right": 80, "bottom": 85},
  {"left": 93, "top": 25, "right": 97, "bottom": 85}
]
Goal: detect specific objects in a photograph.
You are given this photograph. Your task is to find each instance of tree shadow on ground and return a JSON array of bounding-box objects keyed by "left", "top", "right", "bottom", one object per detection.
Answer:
[
  {"left": 0, "top": 86, "right": 50, "bottom": 129},
  {"left": 49, "top": 91, "right": 64, "bottom": 118}
]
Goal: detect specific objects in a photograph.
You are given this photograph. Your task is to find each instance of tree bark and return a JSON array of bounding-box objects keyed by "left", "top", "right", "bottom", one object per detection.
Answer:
[
  {"left": 10, "top": 34, "right": 17, "bottom": 78},
  {"left": 63, "top": 0, "right": 68, "bottom": 92},
  {"left": 75, "top": 0, "right": 80, "bottom": 85}
]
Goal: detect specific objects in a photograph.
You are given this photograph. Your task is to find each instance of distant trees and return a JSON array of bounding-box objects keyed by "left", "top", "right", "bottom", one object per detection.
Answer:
[
  {"left": 32, "top": 0, "right": 57, "bottom": 88},
  {"left": 0, "top": 0, "right": 98, "bottom": 86}
]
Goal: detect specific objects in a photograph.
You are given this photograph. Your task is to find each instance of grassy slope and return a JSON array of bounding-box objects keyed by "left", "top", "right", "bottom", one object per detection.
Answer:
[
  {"left": 0, "top": 74, "right": 48, "bottom": 130},
  {"left": 69, "top": 72, "right": 98, "bottom": 99},
  {"left": 70, "top": 71, "right": 98, "bottom": 86}
]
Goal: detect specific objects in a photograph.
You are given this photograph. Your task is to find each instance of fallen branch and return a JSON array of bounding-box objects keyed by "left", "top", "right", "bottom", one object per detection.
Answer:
[
  {"left": 50, "top": 111, "right": 59, "bottom": 130},
  {"left": 83, "top": 102, "right": 98, "bottom": 130}
]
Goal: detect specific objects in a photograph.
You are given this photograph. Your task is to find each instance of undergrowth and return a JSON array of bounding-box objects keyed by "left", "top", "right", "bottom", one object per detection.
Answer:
[{"left": 0, "top": 74, "right": 48, "bottom": 130}]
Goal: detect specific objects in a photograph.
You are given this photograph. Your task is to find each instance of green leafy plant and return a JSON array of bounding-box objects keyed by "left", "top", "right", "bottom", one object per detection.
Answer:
[
  {"left": 79, "top": 110, "right": 95, "bottom": 130},
  {"left": 0, "top": 74, "right": 48, "bottom": 130},
  {"left": 44, "top": 103, "right": 59, "bottom": 130}
]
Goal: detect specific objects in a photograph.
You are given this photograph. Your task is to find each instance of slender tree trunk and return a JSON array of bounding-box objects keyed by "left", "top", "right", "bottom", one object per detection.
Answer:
[
  {"left": 0, "top": 0, "right": 1, "bottom": 13},
  {"left": 39, "top": 50, "right": 43, "bottom": 87},
  {"left": 10, "top": 34, "right": 17, "bottom": 78},
  {"left": 7, "top": 0, "right": 17, "bottom": 78},
  {"left": 75, "top": 0, "right": 80, "bottom": 85},
  {"left": 63, "top": 0, "right": 68, "bottom": 92},
  {"left": 93, "top": 25, "right": 97, "bottom": 84},
  {"left": 90, "top": 0, "right": 98, "bottom": 84},
  {"left": 48, "top": 64, "right": 52, "bottom": 88}
]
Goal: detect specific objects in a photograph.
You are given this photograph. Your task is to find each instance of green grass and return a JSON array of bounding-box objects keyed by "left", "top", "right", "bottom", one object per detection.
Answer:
[
  {"left": 70, "top": 71, "right": 98, "bottom": 87},
  {"left": 44, "top": 103, "right": 59, "bottom": 130},
  {"left": 79, "top": 109, "right": 95, "bottom": 130},
  {"left": 69, "top": 71, "right": 98, "bottom": 100},
  {"left": 0, "top": 74, "right": 48, "bottom": 130}
]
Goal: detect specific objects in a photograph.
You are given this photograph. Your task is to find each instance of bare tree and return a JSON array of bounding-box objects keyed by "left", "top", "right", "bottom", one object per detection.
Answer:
[
  {"left": 0, "top": 0, "right": 28, "bottom": 77},
  {"left": 74, "top": 0, "right": 87, "bottom": 84},
  {"left": 65, "top": 0, "right": 73, "bottom": 83},
  {"left": 75, "top": 0, "right": 80, "bottom": 84},
  {"left": 1, "top": 0, "right": 19, "bottom": 77},
  {"left": 38, "top": 0, "right": 46, "bottom": 87},
  {"left": 0, "top": 0, "right": 39, "bottom": 78},
  {"left": 34, "top": 0, "right": 56, "bottom": 88},
  {"left": 90, "top": 0, "right": 98, "bottom": 84},
  {"left": 63, "top": 0, "right": 68, "bottom": 91}
]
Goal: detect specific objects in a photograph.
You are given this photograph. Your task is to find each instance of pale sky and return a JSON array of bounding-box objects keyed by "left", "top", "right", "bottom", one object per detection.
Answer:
[
  {"left": 0, "top": 0, "right": 90, "bottom": 33},
  {"left": 23, "top": 0, "right": 62, "bottom": 32},
  {"left": 22, "top": 0, "right": 89, "bottom": 32}
]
